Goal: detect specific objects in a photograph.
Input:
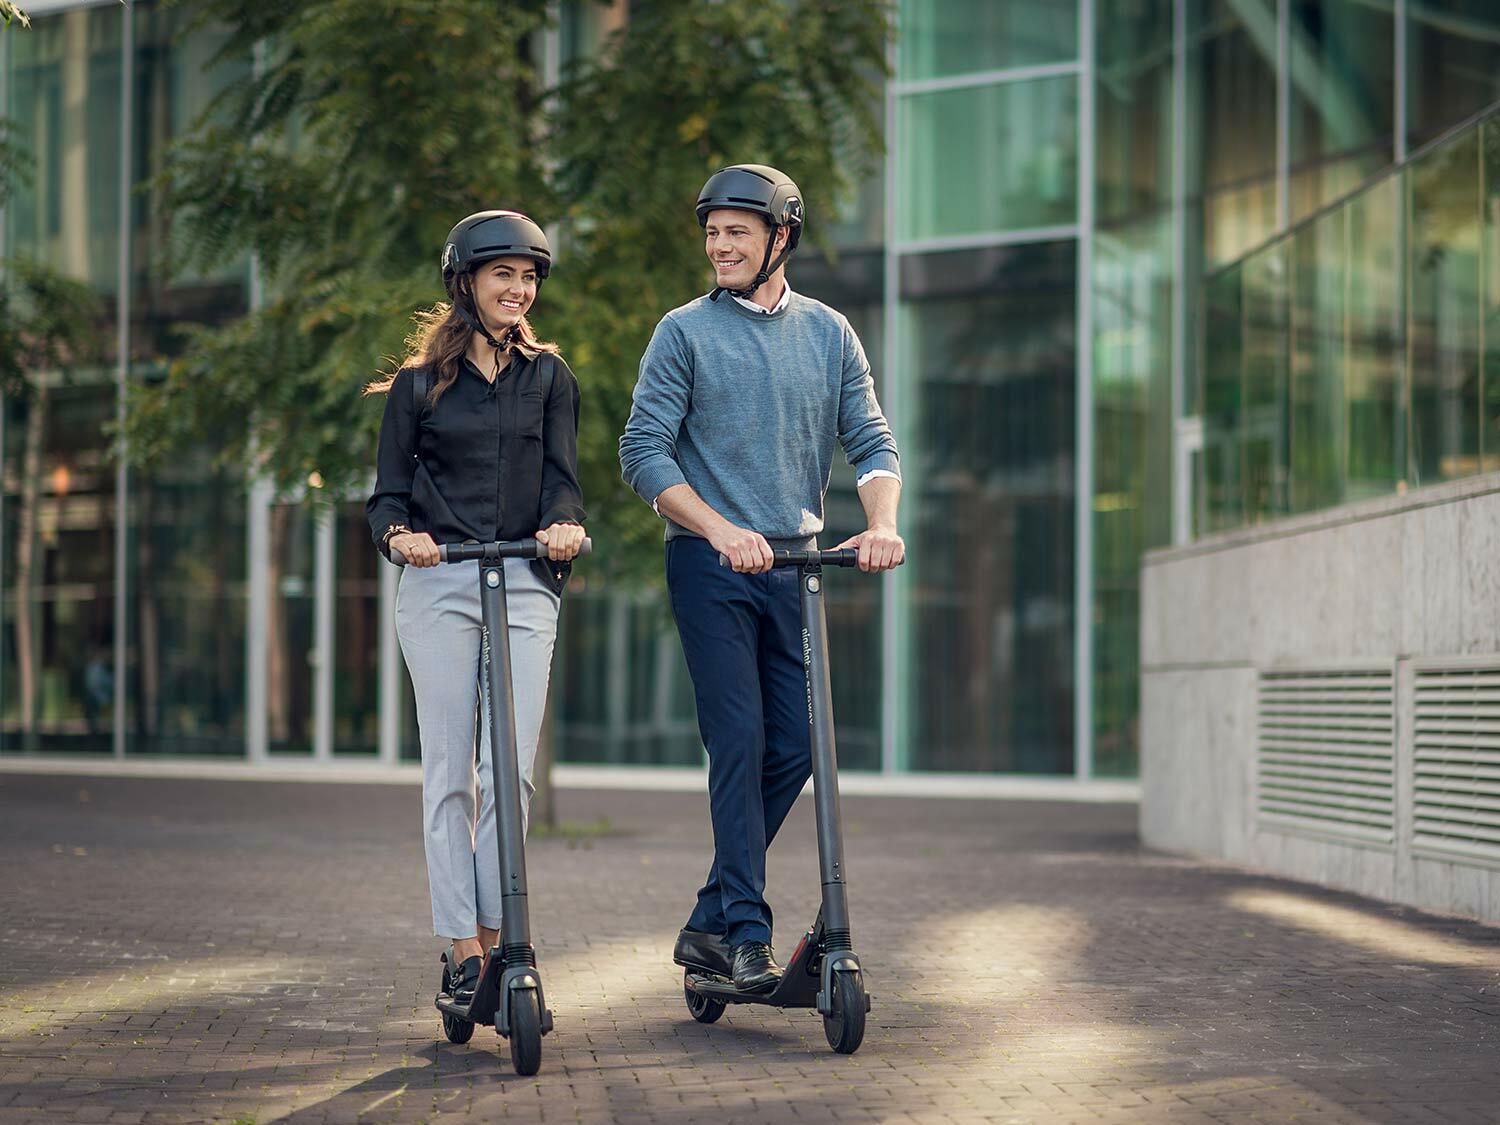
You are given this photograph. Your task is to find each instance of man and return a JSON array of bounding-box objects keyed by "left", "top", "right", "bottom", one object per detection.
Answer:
[{"left": 619, "top": 164, "right": 904, "bottom": 992}]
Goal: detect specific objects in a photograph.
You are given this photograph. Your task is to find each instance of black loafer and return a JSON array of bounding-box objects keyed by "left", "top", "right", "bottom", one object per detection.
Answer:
[
  {"left": 730, "top": 940, "right": 783, "bottom": 993},
  {"left": 674, "top": 928, "right": 731, "bottom": 977},
  {"left": 446, "top": 950, "right": 482, "bottom": 1005}
]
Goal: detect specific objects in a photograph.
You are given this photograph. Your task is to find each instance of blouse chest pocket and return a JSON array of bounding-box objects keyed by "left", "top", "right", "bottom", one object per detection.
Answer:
[{"left": 514, "top": 389, "right": 545, "bottom": 440}]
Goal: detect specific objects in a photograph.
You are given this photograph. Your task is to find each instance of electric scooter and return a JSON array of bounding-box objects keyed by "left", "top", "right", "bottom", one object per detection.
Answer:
[
  {"left": 678, "top": 547, "right": 874, "bottom": 1055},
  {"left": 391, "top": 535, "right": 591, "bottom": 1076}
]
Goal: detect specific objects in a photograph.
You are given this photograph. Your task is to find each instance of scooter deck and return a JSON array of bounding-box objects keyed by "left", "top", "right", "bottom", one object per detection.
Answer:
[{"left": 681, "top": 921, "right": 823, "bottom": 1009}]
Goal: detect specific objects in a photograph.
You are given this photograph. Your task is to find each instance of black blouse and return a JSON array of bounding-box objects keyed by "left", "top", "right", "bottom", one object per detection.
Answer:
[{"left": 366, "top": 347, "right": 586, "bottom": 592}]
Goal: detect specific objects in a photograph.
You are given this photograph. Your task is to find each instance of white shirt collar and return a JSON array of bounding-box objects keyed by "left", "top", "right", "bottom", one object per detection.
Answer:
[{"left": 732, "top": 280, "right": 792, "bottom": 316}]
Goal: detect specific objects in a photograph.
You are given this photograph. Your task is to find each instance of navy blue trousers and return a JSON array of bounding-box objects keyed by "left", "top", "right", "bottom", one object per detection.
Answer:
[{"left": 667, "top": 535, "right": 812, "bottom": 948}]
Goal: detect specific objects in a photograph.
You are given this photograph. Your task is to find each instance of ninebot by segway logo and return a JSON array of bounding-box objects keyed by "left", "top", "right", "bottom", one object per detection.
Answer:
[{"left": 802, "top": 628, "right": 814, "bottom": 725}]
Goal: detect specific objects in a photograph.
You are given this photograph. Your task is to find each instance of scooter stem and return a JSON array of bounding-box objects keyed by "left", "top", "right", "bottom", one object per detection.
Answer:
[
  {"left": 479, "top": 561, "right": 533, "bottom": 954},
  {"left": 800, "top": 562, "right": 852, "bottom": 949}
]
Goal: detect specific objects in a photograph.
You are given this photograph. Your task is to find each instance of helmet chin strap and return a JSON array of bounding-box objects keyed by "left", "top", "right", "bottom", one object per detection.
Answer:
[
  {"left": 709, "top": 229, "right": 792, "bottom": 303},
  {"left": 454, "top": 275, "right": 520, "bottom": 375}
]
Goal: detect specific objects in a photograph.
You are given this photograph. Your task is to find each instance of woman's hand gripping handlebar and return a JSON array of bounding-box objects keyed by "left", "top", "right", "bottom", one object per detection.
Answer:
[{"left": 390, "top": 537, "right": 594, "bottom": 566}]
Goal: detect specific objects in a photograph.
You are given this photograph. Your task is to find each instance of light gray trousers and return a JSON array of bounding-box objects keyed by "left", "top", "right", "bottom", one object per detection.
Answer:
[{"left": 396, "top": 557, "right": 560, "bottom": 939}]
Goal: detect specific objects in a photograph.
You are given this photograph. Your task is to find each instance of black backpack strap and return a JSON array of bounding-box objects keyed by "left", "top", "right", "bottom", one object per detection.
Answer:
[
  {"left": 540, "top": 352, "right": 557, "bottom": 401},
  {"left": 410, "top": 367, "right": 429, "bottom": 464}
]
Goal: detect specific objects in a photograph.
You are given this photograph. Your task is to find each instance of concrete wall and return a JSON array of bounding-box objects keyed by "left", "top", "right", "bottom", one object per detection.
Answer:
[{"left": 1141, "top": 473, "right": 1500, "bottom": 922}]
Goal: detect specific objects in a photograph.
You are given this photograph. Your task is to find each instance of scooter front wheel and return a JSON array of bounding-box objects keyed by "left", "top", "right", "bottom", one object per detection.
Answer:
[
  {"left": 683, "top": 972, "right": 726, "bottom": 1024},
  {"left": 439, "top": 963, "right": 475, "bottom": 1044},
  {"left": 507, "top": 989, "right": 543, "bottom": 1076},
  {"left": 823, "top": 969, "right": 866, "bottom": 1054}
]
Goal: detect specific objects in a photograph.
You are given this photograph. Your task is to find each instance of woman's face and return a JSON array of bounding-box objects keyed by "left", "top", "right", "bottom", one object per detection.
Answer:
[{"left": 469, "top": 255, "right": 539, "bottom": 336}]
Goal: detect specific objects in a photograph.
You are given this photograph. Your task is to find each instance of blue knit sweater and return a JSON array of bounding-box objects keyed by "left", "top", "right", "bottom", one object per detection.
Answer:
[{"left": 619, "top": 291, "right": 901, "bottom": 545}]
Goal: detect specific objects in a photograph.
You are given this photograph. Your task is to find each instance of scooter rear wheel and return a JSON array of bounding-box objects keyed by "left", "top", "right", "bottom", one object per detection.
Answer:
[
  {"left": 823, "top": 969, "right": 866, "bottom": 1055},
  {"left": 683, "top": 972, "right": 726, "bottom": 1024},
  {"left": 507, "top": 989, "right": 543, "bottom": 1076}
]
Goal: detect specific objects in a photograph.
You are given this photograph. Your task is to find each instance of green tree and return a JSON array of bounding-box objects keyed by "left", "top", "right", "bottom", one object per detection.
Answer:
[
  {"left": 1, "top": 3, "right": 31, "bottom": 29},
  {"left": 124, "top": 0, "right": 890, "bottom": 579}
]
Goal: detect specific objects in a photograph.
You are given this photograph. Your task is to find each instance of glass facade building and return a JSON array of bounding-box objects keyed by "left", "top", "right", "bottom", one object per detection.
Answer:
[{"left": 3, "top": 0, "right": 1498, "bottom": 777}]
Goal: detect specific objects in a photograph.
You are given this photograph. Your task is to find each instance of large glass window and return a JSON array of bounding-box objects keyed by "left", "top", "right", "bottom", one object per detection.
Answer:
[
  {"left": 265, "top": 501, "right": 314, "bottom": 756},
  {"left": 2, "top": 6, "right": 122, "bottom": 755},
  {"left": 1408, "top": 1, "right": 1500, "bottom": 149},
  {"left": 124, "top": 4, "right": 250, "bottom": 755},
  {"left": 1287, "top": 0, "right": 1395, "bottom": 223},
  {"left": 1093, "top": 0, "right": 1175, "bottom": 777},
  {"left": 899, "top": 0, "right": 1076, "bottom": 79},
  {"left": 334, "top": 504, "right": 380, "bottom": 756},
  {"left": 1188, "top": 0, "right": 1280, "bottom": 268},
  {"left": 899, "top": 243, "right": 1075, "bottom": 773},
  {"left": 899, "top": 76, "right": 1077, "bottom": 241},
  {"left": 4, "top": 9, "right": 122, "bottom": 286},
  {"left": 1407, "top": 130, "right": 1482, "bottom": 486},
  {"left": 796, "top": 249, "right": 886, "bottom": 771}
]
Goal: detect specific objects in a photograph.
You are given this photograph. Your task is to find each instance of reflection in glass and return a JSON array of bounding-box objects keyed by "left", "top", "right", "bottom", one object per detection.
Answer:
[
  {"left": 1289, "top": 206, "right": 1346, "bottom": 513},
  {"left": 126, "top": 463, "right": 247, "bottom": 754},
  {"left": 266, "top": 503, "right": 314, "bottom": 756},
  {"left": 1093, "top": 219, "right": 1173, "bottom": 777},
  {"left": 3, "top": 7, "right": 123, "bottom": 287},
  {"left": 1188, "top": 0, "right": 1280, "bottom": 268},
  {"left": 1343, "top": 178, "right": 1404, "bottom": 500},
  {"left": 796, "top": 249, "right": 886, "bottom": 771},
  {"left": 899, "top": 77, "right": 1077, "bottom": 241},
  {"left": 1093, "top": 0, "right": 1175, "bottom": 778},
  {"left": 1408, "top": 131, "right": 1481, "bottom": 485},
  {"left": 2, "top": 383, "right": 119, "bottom": 753},
  {"left": 335, "top": 505, "right": 380, "bottom": 755},
  {"left": 899, "top": 244, "right": 1075, "bottom": 773},
  {"left": 1200, "top": 266, "right": 1245, "bottom": 533},
  {"left": 122, "top": 2, "right": 251, "bottom": 756},
  {"left": 1408, "top": 1, "right": 1500, "bottom": 150},
  {"left": 1485, "top": 120, "right": 1500, "bottom": 463},
  {"left": 1287, "top": 0, "right": 1394, "bottom": 223},
  {"left": 555, "top": 592, "right": 701, "bottom": 766},
  {"left": 899, "top": 0, "right": 1076, "bottom": 79}
]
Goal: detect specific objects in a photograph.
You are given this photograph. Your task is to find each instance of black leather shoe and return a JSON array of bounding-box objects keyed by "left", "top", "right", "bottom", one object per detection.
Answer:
[
  {"left": 446, "top": 950, "right": 482, "bottom": 1005},
  {"left": 730, "top": 941, "right": 783, "bottom": 993},
  {"left": 674, "top": 928, "right": 731, "bottom": 977}
]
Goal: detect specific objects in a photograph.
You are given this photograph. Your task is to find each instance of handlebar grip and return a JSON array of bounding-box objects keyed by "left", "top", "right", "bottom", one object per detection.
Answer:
[{"left": 390, "top": 537, "right": 593, "bottom": 566}]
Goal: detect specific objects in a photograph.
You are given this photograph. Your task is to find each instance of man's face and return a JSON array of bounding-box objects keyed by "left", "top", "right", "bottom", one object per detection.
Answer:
[{"left": 703, "top": 208, "right": 784, "bottom": 291}]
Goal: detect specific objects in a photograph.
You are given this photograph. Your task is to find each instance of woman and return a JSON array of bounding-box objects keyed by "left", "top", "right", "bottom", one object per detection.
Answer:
[{"left": 365, "top": 210, "right": 585, "bottom": 1003}]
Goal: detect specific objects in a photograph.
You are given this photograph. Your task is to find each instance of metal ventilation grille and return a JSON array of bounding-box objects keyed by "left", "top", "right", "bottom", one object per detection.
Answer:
[
  {"left": 1412, "top": 666, "right": 1500, "bottom": 860},
  {"left": 1256, "top": 668, "right": 1395, "bottom": 843}
]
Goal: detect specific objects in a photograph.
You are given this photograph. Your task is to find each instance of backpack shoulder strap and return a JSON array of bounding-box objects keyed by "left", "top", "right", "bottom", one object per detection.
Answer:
[{"left": 540, "top": 352, "right": 557, "bottom": 401}]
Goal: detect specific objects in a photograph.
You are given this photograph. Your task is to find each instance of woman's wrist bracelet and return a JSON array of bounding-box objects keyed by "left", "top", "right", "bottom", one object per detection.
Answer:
[{"left": 381, "top": 523, "right": 412, "bottom": 549}]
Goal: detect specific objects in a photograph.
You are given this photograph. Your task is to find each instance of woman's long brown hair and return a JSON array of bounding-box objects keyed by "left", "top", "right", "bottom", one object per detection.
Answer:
[{"left": 364, "top": 292, "right": 559, "bottom": 404}]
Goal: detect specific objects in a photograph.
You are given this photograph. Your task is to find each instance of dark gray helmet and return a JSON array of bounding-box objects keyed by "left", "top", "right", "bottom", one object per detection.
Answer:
[
  {"left": 696, "top": 164, "right": 804, "bottom": 252},
  {"left": 441, "top": 210, "right": 551, "bottom": 296},
  {"left": 440, "top": 210, "right": 550, "bottom": 349}
]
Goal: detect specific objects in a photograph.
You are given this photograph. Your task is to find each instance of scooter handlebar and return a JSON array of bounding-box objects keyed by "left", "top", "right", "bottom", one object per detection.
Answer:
[
  {"left": 717, "top": 547, "right": 862, "bottom": 569},
  {"left": 390, "top": 536, "right": 593, "bottom": 567}
]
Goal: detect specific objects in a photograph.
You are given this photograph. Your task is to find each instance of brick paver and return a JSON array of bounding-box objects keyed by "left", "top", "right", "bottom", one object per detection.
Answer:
[{"left": 1, "top": 773, "right": 1499, "bottom": 1124}]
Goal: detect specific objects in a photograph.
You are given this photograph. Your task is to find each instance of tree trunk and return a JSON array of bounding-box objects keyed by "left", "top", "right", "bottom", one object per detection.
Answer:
[{"left": 15, "top": 385, "right": 46, "bottom": 752}]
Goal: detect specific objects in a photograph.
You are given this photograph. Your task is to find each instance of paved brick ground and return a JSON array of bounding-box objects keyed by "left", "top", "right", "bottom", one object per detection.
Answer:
[{"left": 2, "top": 774, "right": 1499, "bottom": 1124}]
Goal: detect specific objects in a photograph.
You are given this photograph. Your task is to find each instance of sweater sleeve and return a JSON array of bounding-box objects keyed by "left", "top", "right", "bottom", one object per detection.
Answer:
[
  {"left": 619, "top": 315, "right": 693, "bottom": 506},
  {"left": 836, "top": 318, "right": 901, "bottom": 479},
  {"left": 365, "top": 367, "right": 417, "bottom": 557}
]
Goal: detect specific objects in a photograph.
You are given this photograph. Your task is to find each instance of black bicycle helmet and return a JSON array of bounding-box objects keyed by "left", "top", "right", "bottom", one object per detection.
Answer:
[
  {"left": 695, "top": 164, "right": 803, "bottom": 300},
  {"left": 441, "top": 210, "right": 552, "bottom": 348}
]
